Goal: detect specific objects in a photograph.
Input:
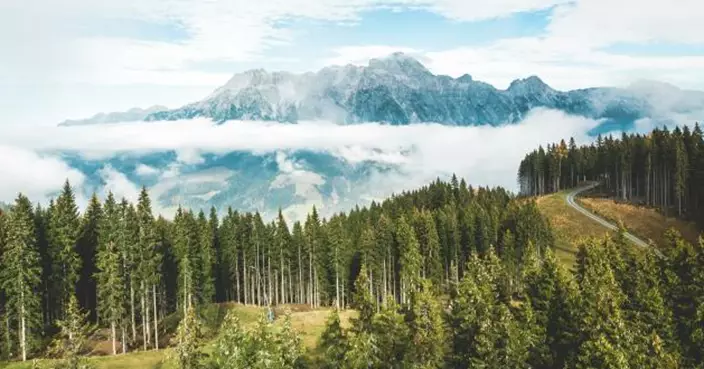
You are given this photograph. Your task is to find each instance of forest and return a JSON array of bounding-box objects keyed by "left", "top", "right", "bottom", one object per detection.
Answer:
[
  {"left": 0, "top": 169, "right": 702, "bottom": 368},
  {"left": 517, "top": 124, "right": 704, "bottom": 224}
]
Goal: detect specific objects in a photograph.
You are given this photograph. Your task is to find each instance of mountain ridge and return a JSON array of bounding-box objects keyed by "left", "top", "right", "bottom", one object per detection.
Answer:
[{"left": 58, "top": 52, "right": 704, "bottom": 128}]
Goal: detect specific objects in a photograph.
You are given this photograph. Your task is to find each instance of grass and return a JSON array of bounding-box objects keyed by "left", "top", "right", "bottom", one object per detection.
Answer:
[
  {"left": 578, "top": 197, "right": 702, "bottom": 246},
  {"left": 536, "top": 190, "right": 614, "bottom": 267},
  {"left": 0, "top": 304, "right": 354, "bottom": 369}
]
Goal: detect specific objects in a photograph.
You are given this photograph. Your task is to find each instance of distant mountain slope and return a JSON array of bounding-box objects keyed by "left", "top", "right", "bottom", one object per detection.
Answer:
[
  {"left": 59, "top": 105, "right": 168, "bottom": 126},
  {"left": 59, "top": 52, "right": 704, "bottom": 128}
]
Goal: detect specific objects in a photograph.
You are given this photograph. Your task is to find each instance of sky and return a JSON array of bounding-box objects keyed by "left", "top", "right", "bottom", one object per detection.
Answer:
[{"left": 2, "top": 0, "right": 704, "bottom": 125}]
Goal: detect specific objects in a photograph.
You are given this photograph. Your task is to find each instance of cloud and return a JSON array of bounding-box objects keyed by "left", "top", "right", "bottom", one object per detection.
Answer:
[
  {"left": 98, "top": 165, "right": 141, "bottom": 203},
  {"left": 135, "top": 163, "right": 159, "bottom": 176},
  {"left": 0, "top": 109, "right": 602, "bottom": 219},
  {"left": 1, "top": 0, "right": 569, "bottom": 86},
  {"left": 0, "top": 145, "right": 85, "bottom": 203}
]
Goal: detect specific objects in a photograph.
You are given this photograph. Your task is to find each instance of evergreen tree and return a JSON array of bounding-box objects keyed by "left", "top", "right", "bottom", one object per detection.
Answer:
[
  {"left": 76, "top": 194, "right": 101, "bottom": 321},
  {"left": 351, "top": 264, "right": 374, "bottom": 333},
  {"left": 95, "top": 193, "right": 125, "bottom": 355},
  {"left": 372, "top": 297, "right": 409, "bottom": 368},
  {"left": 49, "top": 294, "right": 94, "bottom": 369},
  {"left": 318, "top": 309, "right": 347, "bottom": 369},
  {"left": 405, "top": 279, "right": 445, "bottom": 369},
  {"left": 196, "top": 210, "right": 215, "bottom": 304},
  {"left": 172, "top": 305, "right": 203, "bottom": 369},
  {"left": 210, "top": 310, "right": 249, "bottom": 369},
  {"left": 49, "top": 180, "right": 81, "bottom": 317},
  {"left": 396, "top": 216, "right": 421, "bottom": 304},
  {"left": 1, "top": 194, "right": 42, "bottom": 361},
  {"left": 574, "top": 239, "right": 635, "bottom": 369}
]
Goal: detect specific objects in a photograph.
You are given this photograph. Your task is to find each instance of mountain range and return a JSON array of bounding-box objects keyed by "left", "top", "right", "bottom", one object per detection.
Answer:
[
  {"left": 59, "top": 52, "right": 704, "bottom": 129},
  {"left": 55, "top": 53, "right": 704, "bottom": 219}
]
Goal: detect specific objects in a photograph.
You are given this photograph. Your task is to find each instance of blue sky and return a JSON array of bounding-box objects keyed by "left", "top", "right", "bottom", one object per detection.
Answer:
[{"left": 1, "top": 0, "right": 703, "bottom": 124}]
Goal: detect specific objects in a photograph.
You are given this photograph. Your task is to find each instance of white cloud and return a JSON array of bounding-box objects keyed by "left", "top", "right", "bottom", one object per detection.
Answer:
[
  {"left": 0, "top": 109, "right": 601, "bottom": 219},
  {"left": 135, "top": 163, "right": 159, "bottom": 176},
  {"left": 548, "top": 0, "right": 704, "bottom": 47},
  {"left": 98, "top": 165, "right": 141, "bottom": 203},
  {"left": 323, "top": 46, "right": 424, "bottom": 67},
  {"left": 0, "top": 145, "right": 85, "bottom": 203},
  {"left": 6, "top": 0, "right": 534, "bottom": 85}
]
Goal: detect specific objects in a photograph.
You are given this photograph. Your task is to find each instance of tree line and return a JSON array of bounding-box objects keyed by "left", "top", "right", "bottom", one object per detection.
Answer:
[
  {"left": 518, "top": 124, "right": 704, "bottom": 222},
  {"left": 0, "top": 175, "right": 555, "bottom": 362}
]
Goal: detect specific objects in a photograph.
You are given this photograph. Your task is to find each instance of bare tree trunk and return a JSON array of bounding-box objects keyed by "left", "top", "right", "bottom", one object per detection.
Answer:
[
  {"left": 298, "top": 242, "right": 303, "bottom": 304},
  {"left": 288, "top": 262, "right": 293, "bottom": 304},
  {"left": 111, "top": 321, "right": 117, "bottom": 355},
  {"left": 280, "top": 252, "right": 285, "bottom": 305},
  {"left": 122, "top": 326, "right": 127, "bottom": 354},
  {"left": 153, "top": 284, "right": 159, "bottom": 350},
  {"left": 243, "top": 254, "right": 248, "bottom": 305},
  {"left": 141, "top": 289, "right": 147, "bottom": 351},
  {"left": 308, "top": 251, "right": 313, "bottom": 308},
  {"left": 130, "top": 283, "right": 137, "bottom": 343},
  {"left": 235, "top": 254, "right": 241, "bottom": 304},
  {"left": 335, "top": 261, "right": 340, "bottom": 309},
  {"left": 383, "top": 260, "right": 387, "bottom": 300},
  {"left": 20, "top": 290, "right": 26, "bottom": 362}
]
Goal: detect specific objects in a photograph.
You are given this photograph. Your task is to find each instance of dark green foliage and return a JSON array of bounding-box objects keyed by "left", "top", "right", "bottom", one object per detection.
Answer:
[
  {"left": 404, "top": 279, "right": 445, "bottom": 369},
  {"left": 49, "top": 294, "right": 94, "bottom": 369},
  {"left": 49, "top": 181, "right": 81, "bottom": 317},
  {"left": 371, "top": 298, "right": 409, "bottom": 368},
  {"left": 0, "top": 173, "right": 702, "bottom": 368},
  {"left": 172, "top": 305, "right": 204, "bottom": 369},
  {"left": 1, "top": 194, "right": 42, "bottom": 361},
  {"left": 519, "top": 124, "right": 704, "bottom": 225},
  {"left": 318, "top": 310, "right": 347, "bottom": 369}
]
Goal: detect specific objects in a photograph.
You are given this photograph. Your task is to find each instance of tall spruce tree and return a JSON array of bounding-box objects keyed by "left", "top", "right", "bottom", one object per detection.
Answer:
[
  {"left": 76, "top": 194, "right": 101, "bottom": 322},
  {"left": 49, "top": 181, "right": 81, "bottom": 318},
  {"left": 396, "top": 216, "right": 421, "bottom": 304},
  {"left": 405, "top": 279, "right": 445, "bottom": 369},
  {"left": 95, "top": 193, "right": 125, "bottom": 355},
  {"left": 1, "top": 194, "right": 42, "bottom": 361}
]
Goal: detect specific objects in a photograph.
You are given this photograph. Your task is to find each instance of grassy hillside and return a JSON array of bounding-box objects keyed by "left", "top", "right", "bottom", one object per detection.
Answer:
[
  {"left": 536, "top": 191, "right": 612, "bottom": 267},
  {"left": 536, "top": 188, "right": 703, "bottom": 268},
  {"left": 578, "top": 197, "right": 702, "bottom": 246},
  {"left": 0, "top": 304, "right": 354, "bottom": 369}
]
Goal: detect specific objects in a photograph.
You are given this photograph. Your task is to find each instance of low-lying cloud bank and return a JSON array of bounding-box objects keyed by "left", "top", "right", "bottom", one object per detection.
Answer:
[{"left": 0, "top": 109, "right": 602, "bottom": 218}]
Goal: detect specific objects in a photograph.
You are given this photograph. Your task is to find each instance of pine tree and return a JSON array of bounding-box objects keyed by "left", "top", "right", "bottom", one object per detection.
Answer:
[
  {"left": 1, "top": 194, "right": 42, "bottom": 361},
  {"left": 210, "top": 310, "right": 248, "bottom": 369},
  {"left": 351, "top": 264, "right": 374, "bottom": 333},
  {"left": 318, "top": 309, "right": 347, "bottom": 369},
  {"left": 196, "top": 210, "right": 215, "bottom": 304},
  {"left": 372, "top": 297, "right": 409, "bottom": 368},
  {"left": 405, "top": 279, "right": 445, "bottom": 369},
  {"left": 172, "top": 305, "right": 203, "bottom": 369},
  {"left": 342, "top": 329, "right": 379, "bottom": 369},
  {"left": 49, "top": 180, "right": 81, "bottom": 317},
  {"left": 76, "top": 194, "right": 101, "bottom": 322},
  {"left": 95, "top": 193, "right": 125, "bottom": 355},
  {"left": 396, "top": 216, "right": 421, "bottom": 304},
  {"left": 277, "top": 312, "right": 303, "bottom": 368},
  {"left": 574, "top": 239, "right": 635, "bottom": 369},
  {"left": 416, "top": 210, "right": 442, "bottom": 286},
  {"left": 49, "top": 294, "right": 94, "bottom": 369},
  {"left": 136, "top": 188, "right": 159, "bottom": 350}
]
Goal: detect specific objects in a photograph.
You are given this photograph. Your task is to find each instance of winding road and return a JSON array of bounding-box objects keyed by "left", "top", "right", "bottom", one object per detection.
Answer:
[{"left": 566, "top": 183, "right": 650, "bottom": 249}]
